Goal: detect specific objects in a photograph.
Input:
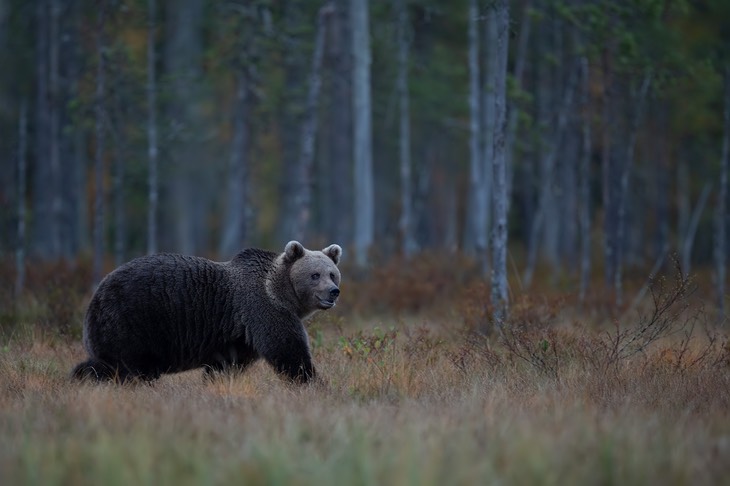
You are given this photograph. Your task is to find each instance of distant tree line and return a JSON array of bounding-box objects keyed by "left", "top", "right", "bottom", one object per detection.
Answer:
[{"left": 0, "top": 0, "right": 728, "bottom": 317}]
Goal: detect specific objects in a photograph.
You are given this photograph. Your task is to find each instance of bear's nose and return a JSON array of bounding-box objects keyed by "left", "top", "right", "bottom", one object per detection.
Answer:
[{"left": 329, "top": 287, "right": 340, "bottom": 299}]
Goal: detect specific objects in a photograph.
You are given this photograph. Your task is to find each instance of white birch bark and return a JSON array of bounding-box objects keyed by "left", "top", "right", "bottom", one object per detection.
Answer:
[
  {"left": 397, "top": 0, "right": 416, "bottom": 257},
  {"left": 166, "top": 0, "right": 204, "bottom": 254},
  {"left": 504, "top": 0, "right": 532, "bottom": 203},
  {"left": 92, "top": 5, "right": 106, "bottom": 287},
  {"left": 15, "top": 100, "right": 28, "bottom": 299},
  {"left": 601, "top": 48, "right": 616, "bottom": 288},
  {"left": 220, "top": 71, "right": 249, "bottom": 257},
  {"left": 614, "top": 72, "right": 652, "bottom": 306},
  {"left": 578, "top": 56, "right": 591, "bottom": 302},
  {"left": 112, "top": 139, "right": 125, "bottom": 266},
  {"left": 682, "top": 182, "right": 712, "bottom": 276},
  {"left": 32, "top": 0, "right": 50, "bottom": 257},
  {"left": 351, "top": 0, "right": 374, "bottom": 267},
  {"left": 48, "top": 0, "right": 61, "bottom": 257},
  {"left": 293, "top": 3, "right": 332, "bottom": 243},
  {"left": 465, "top": 0, "right": 482, "bottom": 257},
  {"left": 147, "top": 0, "right": 158, "bottom": 255},
  {"left": 715, "top": 66, "right": 730, "bottom": 317},
  {"left": 478, "top": 10, "right": 497, "bottom": 275},
  {"left": 523, "top": 63, "right": 578, "bottom": 287},
  {"left": 325, "top": 1, "right": 352, "bottom": 244},
  {"left": 491, "top": 0, "right": 510, "bottom": 326}
]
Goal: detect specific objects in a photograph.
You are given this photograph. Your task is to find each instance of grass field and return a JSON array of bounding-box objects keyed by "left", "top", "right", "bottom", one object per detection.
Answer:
[{"left": 1, "top": 259, "right": 729, "bottom": 485}]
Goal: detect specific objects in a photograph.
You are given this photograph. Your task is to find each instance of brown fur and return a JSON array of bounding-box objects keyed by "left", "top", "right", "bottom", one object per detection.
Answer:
[{"left": 71, "top": 241, "right": 342, "bottom": 384}]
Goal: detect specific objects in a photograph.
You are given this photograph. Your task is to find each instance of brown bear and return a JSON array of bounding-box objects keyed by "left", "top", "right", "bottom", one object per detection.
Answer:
[{"left": 71, "top": 241, "right": 342, "bottom": 384}]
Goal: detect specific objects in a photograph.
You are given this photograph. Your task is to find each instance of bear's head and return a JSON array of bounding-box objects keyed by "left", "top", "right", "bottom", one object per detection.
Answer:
[{"left": 283, "top": 241, "right": 342, "bottom": 315}]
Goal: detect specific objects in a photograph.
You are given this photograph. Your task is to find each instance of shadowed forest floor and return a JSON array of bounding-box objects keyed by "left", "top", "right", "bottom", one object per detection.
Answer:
[{"left": 1, "top": 258, "right": 729, "bottom": 485}]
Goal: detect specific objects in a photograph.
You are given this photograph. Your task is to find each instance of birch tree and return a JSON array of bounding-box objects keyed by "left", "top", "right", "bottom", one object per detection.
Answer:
[
  {"left": 504, "top": 0, "right": 532, "bottom": 202},
  {"left": 614, "top": 72, "right": 652, "bottom": 306},
  {"left": 48, "top": 0, "right": 61, "bottom": 257},
  {"left": 351, "top": 0, "right": 374, "bottom": 267},
  {"left": 166, "top": 0, "right": 205, "bottom": 254},
  {"left": 220, "top": 2, "right": 264, "bottom": 257},
  {"left": 465, "top": 0, "right": 492, "bottom": 275},
  {"left": 220, "top": 70, "right": 251, "bottom": 257},
  {"left": 92, "top": 4, "right": 106, "bottom": 287},
  {"left": 324, "top": 0, "right": 352, "bottom": 245},
  {"left": 478, "top": 10, "right": 497, "bottom": 274},
  {"left": 716, "top": 66, "right": 730, "bottom": 317},
  {"left": 578, "top": 56, "right": 591, "bottom": 302},
  {"left": 682, "top": 182, "right": 712, "bottom": 276},
  {"left": 523, "top": 60, "right": 578, "bottom": 287},
  {"left": 397, "top": 0, "right": 416, "bottom": 257},
  {"left": 112, "top": 136, "right": 125, "bottom": 267},
  {"left": 465, "top": 0, "right": 482, "bottom": 259},
  {"left": 15, "top": 100, "right": 27, "bottom": 298},
  {"left": 491, "top": 0, "right": 510, "bottom": 326},
  {"left": 147, "top": 0, "right": 158, "bottom": 255},
  {"left": 32, "top": 0, "right": 51, "bottom": 257},
  {"left": 292, "top": 3, "right": 332, "bottom": 242}
]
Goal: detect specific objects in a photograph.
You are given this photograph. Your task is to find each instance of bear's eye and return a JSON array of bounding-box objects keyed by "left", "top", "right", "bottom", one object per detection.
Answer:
[
  {"left": 330, "top": 273, "right": 336, "bottom": 281},
  {"left": 311, "top": 273, "right": 320, "bottom": 281}
]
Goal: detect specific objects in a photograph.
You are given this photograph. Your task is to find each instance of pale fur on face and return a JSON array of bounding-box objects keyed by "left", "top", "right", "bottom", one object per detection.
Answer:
[{"left": 283, "top": 241, "right": 342, "bottom": 318}]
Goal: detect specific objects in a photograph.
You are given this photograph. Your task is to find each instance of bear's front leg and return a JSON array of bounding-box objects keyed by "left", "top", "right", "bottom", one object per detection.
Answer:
[
  {"left": 265, "top": 348, "right": 316, "bottom": 383},
  {"left": 257, "top": 328, "right": 316, "bottom": 384}
]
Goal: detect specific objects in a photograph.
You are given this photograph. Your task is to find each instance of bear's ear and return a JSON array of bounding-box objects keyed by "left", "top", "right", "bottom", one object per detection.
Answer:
[
  {"left": 322, "top": 244, "right": 342, "bottom": 265},
  {"left": 284, "top": 240, "right": 306, "bottom": 262}
]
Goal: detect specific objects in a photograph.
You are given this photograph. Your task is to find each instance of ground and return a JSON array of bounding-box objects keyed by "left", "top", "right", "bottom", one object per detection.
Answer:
[{"left": 1, "top": 258, "right": 729, "bottom": 485}]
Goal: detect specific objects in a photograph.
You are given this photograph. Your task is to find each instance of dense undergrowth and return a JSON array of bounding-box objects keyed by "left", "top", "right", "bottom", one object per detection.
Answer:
[{"left": 1, "top": 253, "right": 729, "bottom": 485}]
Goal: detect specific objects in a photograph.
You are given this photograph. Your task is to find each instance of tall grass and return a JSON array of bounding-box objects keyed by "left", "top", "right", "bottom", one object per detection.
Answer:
[{"left": 1, "top": 255, "right": 729, "bottom": 485}]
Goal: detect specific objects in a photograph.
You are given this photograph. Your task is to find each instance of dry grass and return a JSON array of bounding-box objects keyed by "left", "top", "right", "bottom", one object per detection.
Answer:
[
  {"left": 2, "top": 255, "right": 729, "bottom": 485},
  {"left": 2, "top": 313, "right": 729, "bottom": 485}
]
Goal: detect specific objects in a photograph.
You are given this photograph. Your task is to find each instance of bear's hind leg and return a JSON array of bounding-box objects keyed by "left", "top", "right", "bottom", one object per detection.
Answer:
[
  {"left": 203, "top": 344, "right": 259, "bottom": 381},
  {"left": 71, "top": 357, "right": 160, "bottom": 384},
  {"left": 71, "top": 358, "right": 120, "bottom": 382}
]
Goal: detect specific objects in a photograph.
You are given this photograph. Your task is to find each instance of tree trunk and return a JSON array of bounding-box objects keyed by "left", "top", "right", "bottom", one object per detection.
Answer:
[
  {"left": 15, "top": 100, "right": 28, "bottom": 299},
  {"left": 166, "top": 0, "right": 205, "bottom": 254},
  {"left": 464, "top": 0, "right": 482, "bottom": 258},
  {"left": 92, "top": 4, "right": 106, "bottom": 287},
  {"left": 325, "top": 0, "right": 352, "bottom": 245},
  {"left": 61, "top": 0, "right": 86, "bottom": 257},
  {"left": 48, "top": 0, "right": 61, "bottom": 257},
  {"left": 147, "top": 0, "right": 158, "bottom": 255},
  {"left": 293, "top": 3, "right": 332, "bottom": 243},
  {"left": 277, "top": 2, "right": 308, "bottom": 244},
  {"left": 578, "top": 56, "right": 591, "bottom": 302},
  {"left": 397, "top": 0, "right": 416, "bottom": 258},
  {"left": 490, "top": 0, "right": 510, "bottom": 327},
  {"left": 350, "top": 0, "right": 374, "bottom": 267},
  {"left": 601, "top": 45, "right": 619, "bottom": 290},
  {"left": 32, "top": 0, "right": 51, "bottom": 258},
  {"left": 653, "top": 103, "right": 670, "bottom": 263},
  {"left": 112, "top": 154, "right": 124, "bottom": 267},
  {"left": 614, "top": 72, "right": 652, "bottom": 306},
  {"left": 523, "top": 62, "right": 578, "bottom": 287},
  {"left": 477, "top": 8, "right": 498, "bottom": 276},
  {"left": 677, "top": 160, "right": 690, "bottom": 256},
  {"left": 682, "top": 182, "right": 711, "bottom": 275},
  {"left": 504, "top": 0, "right": 532, "bottom": 204},
  {"left": 220, "top": 70, "right": 250, "bottom": 258},
  {"left": 716, "top": 66, "right": 730, "bottom": 317}
]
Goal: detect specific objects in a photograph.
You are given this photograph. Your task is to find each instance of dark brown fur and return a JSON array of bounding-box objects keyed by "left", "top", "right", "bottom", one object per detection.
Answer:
[{"left": 71, "top": 241, "right": 341, "bottom": 384}]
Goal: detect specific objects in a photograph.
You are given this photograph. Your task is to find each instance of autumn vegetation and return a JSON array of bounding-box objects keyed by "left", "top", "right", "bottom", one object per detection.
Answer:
[
  {"left": 2, "top": 0, "right": 730, "bottom": 483},
  {"left": 1, "top": 256, "right": 728, "bottom": 485}
]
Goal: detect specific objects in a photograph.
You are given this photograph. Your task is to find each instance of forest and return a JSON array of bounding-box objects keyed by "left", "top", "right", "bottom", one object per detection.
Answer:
[
  {"left": 0, "top": 0, "right": 728, "bottom": 309},
  {"left": 1, "top": 0, "right": 730, "bottom": 484}
]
